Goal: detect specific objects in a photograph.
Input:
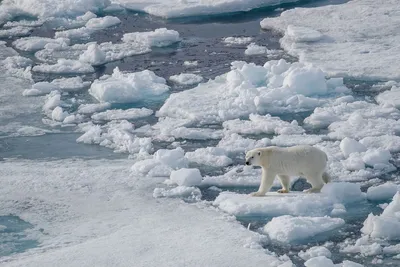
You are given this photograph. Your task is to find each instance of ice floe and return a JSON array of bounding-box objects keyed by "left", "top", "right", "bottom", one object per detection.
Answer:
[
  {"left": 263, "top": 215, "right": 344, "bottom": 243},
  {"left": 23, "top": 77, "right": 91, "bottom": 96},
  {"left": 260, "top": 0, "right": 400, "bottom": 80},
  {"left": 214, "top": 182, "right": 365, "bottom": 217},
  {"left": 55, "top": 16, "right": 121, "bottom": 39},
  {"left": 158, "top": 59, "right": 348, "bottom": 125},
  {"left": 89, "top": 67, "right": 169, "bottom": 103},
  {"left": 32, "top": 59, "right": 94, "bottom": 74},
  {"left": 367, "top": 183, "right": 399, "bottom": 202},
  {"left": 362, "top": 192, "right": 400, "bottom": 240},
  {"left": 168, "top": 168, "right": 203, "bottom": 186},
  {"left": 91, "top": 108, "right": 153, "bottom": 121},
  {"left": 13, "top": 37, "right": 70, "bottom": 52},
  {"left": 116, "top": 0, "right": 300, "bottom": 18},
  {"left": 77, "top": 120, "right": 153, "bottom": 155},
  {"left": 169, "top": 73, "right": 203, "bottom": 86},
  {"left": 223, "top": 36, "right": 253, "bottom": 45}
]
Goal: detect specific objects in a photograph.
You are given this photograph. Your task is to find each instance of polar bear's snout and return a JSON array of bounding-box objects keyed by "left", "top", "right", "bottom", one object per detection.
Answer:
[{"left": 245, "top": 160, "right": 250, "bottom": 165}]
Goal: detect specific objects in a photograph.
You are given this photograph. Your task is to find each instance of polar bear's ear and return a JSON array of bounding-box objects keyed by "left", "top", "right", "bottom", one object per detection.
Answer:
[{"left": 257, "top": 151, "right": 262, "bottom": 156}]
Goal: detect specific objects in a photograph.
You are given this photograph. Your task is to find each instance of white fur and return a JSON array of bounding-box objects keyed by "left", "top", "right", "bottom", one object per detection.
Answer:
[{"left": 245, "top": 145, "right": 330, "bottom": 196}]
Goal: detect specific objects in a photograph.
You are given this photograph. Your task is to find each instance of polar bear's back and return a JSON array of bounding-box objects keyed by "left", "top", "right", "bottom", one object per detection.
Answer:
[{"left": 261, "top": 145, "right": 328, "bottom": 175}]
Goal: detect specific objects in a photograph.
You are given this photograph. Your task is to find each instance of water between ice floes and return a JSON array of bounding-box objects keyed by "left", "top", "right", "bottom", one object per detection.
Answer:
[{"left": 1, "top": 1, "right": 399, "bottom": 266}]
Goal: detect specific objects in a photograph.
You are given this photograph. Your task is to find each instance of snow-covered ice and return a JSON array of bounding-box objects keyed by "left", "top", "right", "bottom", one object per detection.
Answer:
[
  {"left": 264, "top": 215, "right": 344, "bottom": 243},
  {"left": 214, "top": 182, "right": 366, "bottom": 217},
  {"left": 13, "top": 37, "right": 70, "bottom": 52},
  {"left": 89, "top": 67, "right": 169, "bottom": 103},
  {"left": 223, "top": 36, "right": 253, "bottom": 45},
  {"left": 77, "top": 120, "right": 153, "bottom": 155},
  {"left": 376, "top": 86, "right": 400, "bottom": 108},
  {"left": 169, "top": 73, "right": 203, "bottom": 85},
  {"left": 116, "top": 0, "right": 300, "bottom": 18},
  {"left": 245, "top": 43, "right": 268, "bottom": 55},
  {"left": 367, "top": 183, "right": 399, "bottom": 202},
  {"left": 362, "top": 192, "right": 400, "bottom": 240},
  {"left": 91, "top": 108, "right": 153, "bottom": 121},
  {"left": 185, "top": 147, "right": 233, "bottom": 167},
  {"left": 169, "top": 168, "right": 203, "bottom": 186},
  {"left": 158, "top": 59, "right": 348, "bottom": 125},
  {"left": 32, "top": 59, "right": 94, "bottom": 74},
  {"left": 55, "top": 16, "right": 121, "bottom": 39},
  {"left": 261, "top": 0, "right": 400, "bottom": 80},
  {"left": 122, "top": 28, "right": 180, "bottom": 47},
  {"left": 298, "top": 246, "right": 332, "bottom": 261},
  {"left": 23, "top": 77, "right": 90, "bottom": 96},
  {"left": 0, "top": 159, "right": 290, "bottom": 267}
]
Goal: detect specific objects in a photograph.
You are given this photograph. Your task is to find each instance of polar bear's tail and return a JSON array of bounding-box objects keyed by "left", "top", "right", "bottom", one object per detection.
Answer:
[{"left": 322, "top": 172, "right": 331, "bottom": 184}]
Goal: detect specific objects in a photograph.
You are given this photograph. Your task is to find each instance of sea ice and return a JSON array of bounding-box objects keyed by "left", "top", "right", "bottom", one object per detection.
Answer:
[
  {"left": 376, "top": 86, "right": 400, "bottom": 108},
  {"left": 116, "top": 0, "right": 300, "bottom": 18},
  {"left": 23, "top": 77, "right": 90, "bottom": 96},
  {"left": 223, "top": 36, "right": 253, "bottom": 45},
  {"left": 77, "top": 120, "right": 153, "bottom": 155},
  {"left": 169, "top": 168, "right": 203, "bottom": 186},
  {"left": 340, "top": 137, "right": 367, "bottom": 158},
  {"left": 245, "top": 43, "right": 268, "bottom": 55},
  {"left": 362, "top": 192, "right": 400, "bottom": 240},
  {"left": 32, "top": 59, "right": 94, "bottom": 74},
  {"left": 260, "top": 0, "right": 400, "bottom": 80},
  {"left": 91, "top": 108, "right": 153, "bottom": 121},
  {"left": 131, "top": 147, "right": 189, "bottom": 177},
  {"left": 185, "top": 147, "right": 233, "bottom": 167},
  {"left": 367, "top": 183, "right": 399, "bottom": 202},
  {"left": 169, "top": 73, "right": 203, "bottom": 85},
  {"left": 89, "top": 67, "right": 169, "bottom": 103},
  {"left": 79, "top": 43, "right": 107, "bottom": 66},
  {"left": 13, "top": 37, "right": 70, "bottom": 52},
  {"left": 153, "top": 186, "right": 202, "bottom": 201},
  {"left": 263, "top": 215, "right": 344, "bottom": 243},
  {"left": 55, "top": 16, "right": 121, "bottom": 39},
  {"left": 77, "top": 102, "right": 111, "bottom": 115},
  {"left": 158, "top": 60, "right": 345, "bottom": 125},
  {"left": 214, "top": 182, "right": 365, "bottom": 217},
  {"left": 298, "top": 246, "right": 332, "bottom": 261},
  {"left": 122, "top": 28, "right": 180, "bottom": 47},
  {"left": 223, "top": 114, "right": 304, "bottom": 135}
]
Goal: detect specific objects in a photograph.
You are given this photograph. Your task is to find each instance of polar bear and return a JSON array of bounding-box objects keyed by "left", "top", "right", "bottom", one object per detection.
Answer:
[{"left": 245, "top": 145, "right": 330, "bottom": 196}]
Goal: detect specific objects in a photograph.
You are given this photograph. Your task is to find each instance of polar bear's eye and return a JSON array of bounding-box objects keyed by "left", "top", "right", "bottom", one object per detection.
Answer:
[{"left": 251, "top": 156, "right": 254, "bottom": 159}]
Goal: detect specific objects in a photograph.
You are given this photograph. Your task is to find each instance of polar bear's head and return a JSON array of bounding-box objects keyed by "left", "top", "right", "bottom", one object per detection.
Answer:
[{"left": 245, "top": 149, "right": 262, "bottom": 167}]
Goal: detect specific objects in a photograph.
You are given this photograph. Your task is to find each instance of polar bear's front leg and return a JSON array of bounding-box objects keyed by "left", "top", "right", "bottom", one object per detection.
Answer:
[
  {"left": 250, "top": 168, "right": 276, "bottom": 197},
  {"left": 277, "top": 175, "right": 290, "bottom": 193}
]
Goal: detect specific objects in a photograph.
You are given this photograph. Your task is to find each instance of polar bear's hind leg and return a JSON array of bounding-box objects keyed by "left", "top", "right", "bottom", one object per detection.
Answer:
[{"left": 303, "top": 172, "right": 324, "bottom": 193}]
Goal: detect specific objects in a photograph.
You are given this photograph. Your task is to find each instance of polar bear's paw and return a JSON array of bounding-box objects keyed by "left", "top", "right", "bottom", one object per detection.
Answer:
[
  {"left": 249, "top": 191, "right": 266, "bottom": 197},
  {"left": 277, "top": 189, "right": 289, "bottom": 193}
]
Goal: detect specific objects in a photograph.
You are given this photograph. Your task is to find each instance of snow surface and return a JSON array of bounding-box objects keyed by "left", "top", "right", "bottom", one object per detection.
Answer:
[
  {"left": 367, "top": 183, "right": 399, "bottom": 202},
  {"left": 91, "top": 108, "right": 153, "bottom": 121},
  {"left": 169, "top": 73, "right": 203, "bottom": 85},
  {"left": 32, "top": 59, "right": 94, "bottom": 74},
  {"left": 214, "top": 183, "right": 365, "bottom": 217},
  {"left": 13, "top": 37, "right": 70, "bottom": 52},
  {"left": 169, "top": 168, "right": 203, "bottom": 186},
  {"left": 23, "top": 77, "right": 90, "bottom": 96},
  {"left": 264, "top": 215, "right": 344, "bottom": 243},
  {"left": 0, "top": 159, "right": 290, "bottom": 267},
  {"left": 298, "top": 246, "right": 332, "bottom": 261},
  {"left": 223, "top": 36, "right": 253, "bottom": 45},
  {"left": 158, "top": 59, "right": 348, "bottom": 125},
  {"left": 89, "top": 67, "right": 169, "bottom": 103},
  {"left": 362, "top": 192, "right": 400, "bottom": 240},
  {"left": 116, "top": 0, "right": 300, "bottom": 18},
  {"left": 260, "top": 0, "right": 400, "bottom": 80}
]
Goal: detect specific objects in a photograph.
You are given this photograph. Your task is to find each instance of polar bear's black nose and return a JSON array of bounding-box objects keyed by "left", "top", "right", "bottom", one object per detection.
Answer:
[{"left": 245, "top": 161, "right": 250, "bottom": 165}]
